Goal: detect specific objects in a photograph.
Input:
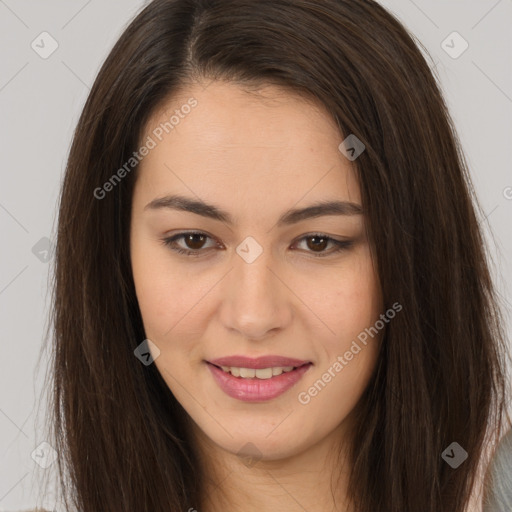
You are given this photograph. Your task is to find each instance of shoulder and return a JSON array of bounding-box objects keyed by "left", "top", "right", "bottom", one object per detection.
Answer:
[
  {"left": 483, "top": 428, "right": 512, "bottom": 511},
  {"left": 8, "top": 509, "right": 52, "bottom": 512}
]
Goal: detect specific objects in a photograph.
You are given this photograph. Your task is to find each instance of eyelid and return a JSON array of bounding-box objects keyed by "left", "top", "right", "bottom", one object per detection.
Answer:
[{"left": 160, "top": 230, "right": 353, "bottom": 258}]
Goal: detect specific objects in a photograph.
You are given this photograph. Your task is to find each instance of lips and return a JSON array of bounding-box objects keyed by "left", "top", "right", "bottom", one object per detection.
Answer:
[
  {"left": 206, "top": 355, "right": 313, "bottom": 402},
  {"left": 208, "top": 355, "right": 310, "bottom": 369}
]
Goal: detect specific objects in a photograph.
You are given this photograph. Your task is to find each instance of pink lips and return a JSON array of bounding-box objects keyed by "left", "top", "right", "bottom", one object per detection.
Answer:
[
  {"left": 206, "top": 355, "right": 312, "bottom": 402},
  {"left": 208, "top": 355, "right": 309, "bottom": 369}
]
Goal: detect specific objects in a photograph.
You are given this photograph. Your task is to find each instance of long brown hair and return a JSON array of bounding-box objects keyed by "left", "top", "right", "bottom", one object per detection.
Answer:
[{"left": 40, "top": 0, "right": 511, "bottom": 510}]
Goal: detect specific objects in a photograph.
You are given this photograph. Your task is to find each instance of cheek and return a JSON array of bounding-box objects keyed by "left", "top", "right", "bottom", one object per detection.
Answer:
[
  {"left": 130, "top": 233, "right": 199, "bottom": 338},
  {"left": 297, "top": 256, "right": 382, "bottom": 424},
  {"left": 131, "top": 223, "right": 382, "bottom": 341},
  {"left": 312, "top": 250, "right": 382, "bottom": 353}
]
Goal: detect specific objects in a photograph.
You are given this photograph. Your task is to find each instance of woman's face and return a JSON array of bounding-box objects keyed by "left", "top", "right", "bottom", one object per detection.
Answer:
[{"left": 130, "top": 80, "right": 384, "bottom": 461}]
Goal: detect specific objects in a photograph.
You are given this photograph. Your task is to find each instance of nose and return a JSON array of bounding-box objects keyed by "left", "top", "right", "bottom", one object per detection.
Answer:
[{"left": 219, "top": 248, "right": 292, "bottom": 341}]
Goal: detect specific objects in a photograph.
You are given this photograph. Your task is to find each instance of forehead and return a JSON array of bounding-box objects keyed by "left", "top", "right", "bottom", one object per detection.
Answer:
[{"left": 135, "top": 80, "right": 361, "bottom": 211}]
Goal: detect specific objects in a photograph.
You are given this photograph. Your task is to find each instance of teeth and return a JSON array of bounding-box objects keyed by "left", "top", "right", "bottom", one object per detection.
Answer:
[
  {"left": 240, "top": 367, "right": 256, "bottom": 378},
  {"left": 219, "top": 365, "right": 297, "bottom": 379},
  {"left": 255, "top": 368, "right": 273, "bottom": 379}
]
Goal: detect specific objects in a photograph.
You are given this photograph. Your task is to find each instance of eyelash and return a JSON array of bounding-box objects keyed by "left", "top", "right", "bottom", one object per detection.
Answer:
[{"left": 160, "top": 232, "right": 353, "bottom": 258}]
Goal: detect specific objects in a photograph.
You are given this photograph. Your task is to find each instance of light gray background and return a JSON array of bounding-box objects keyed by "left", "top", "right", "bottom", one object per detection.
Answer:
[{"left": 0, "top": 1, "right": 511, "bottom": 510}]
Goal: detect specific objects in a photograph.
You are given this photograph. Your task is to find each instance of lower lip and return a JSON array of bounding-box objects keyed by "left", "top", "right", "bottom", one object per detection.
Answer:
[{"left": 206, "top": 362, "right": 312, "bottom": 402}]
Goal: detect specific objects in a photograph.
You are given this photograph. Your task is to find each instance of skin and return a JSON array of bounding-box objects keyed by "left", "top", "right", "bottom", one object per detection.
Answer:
[{"left": 130, "top": 80, "right": 384, "bottom": 512}]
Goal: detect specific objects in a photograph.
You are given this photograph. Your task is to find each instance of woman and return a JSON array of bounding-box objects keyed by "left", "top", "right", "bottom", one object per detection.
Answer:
[{"left": 38, "top": 0, "right": 511, "bottom": 511}]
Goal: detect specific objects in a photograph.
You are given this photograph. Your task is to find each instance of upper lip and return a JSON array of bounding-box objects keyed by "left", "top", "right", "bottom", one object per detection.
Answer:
[{"left": 207, "top": 355, "right": 311, "bottom": 369}]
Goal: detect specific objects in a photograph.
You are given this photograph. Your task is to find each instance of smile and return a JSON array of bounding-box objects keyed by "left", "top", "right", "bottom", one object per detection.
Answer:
[
  {"left": 217, "top": 365, "right": 297, "bottom": 379},
  {"left": 206, "top": 361, "right": 312, "bottom": 402}
]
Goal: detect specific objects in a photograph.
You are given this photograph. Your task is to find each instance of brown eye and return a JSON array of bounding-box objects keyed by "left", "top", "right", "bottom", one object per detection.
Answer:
[
  {"left": 293, "top": 234, "right": 353, "bottom": 258},
  {"left": 161, "top": 232, "right": 217, "bottom": 256},
  {"left": 161, "top": 232, "right": 352, "bottom": 258},
  {"left": 182, "top": 233, "right": 208, "bottom": 250},
  {"left": 305, "top": 235, "right": 329, "bottom": 252}
]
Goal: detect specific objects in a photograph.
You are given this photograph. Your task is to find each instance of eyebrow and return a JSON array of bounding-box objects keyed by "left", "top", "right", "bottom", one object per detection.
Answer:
[{"left": 144, "top": 194, "right": 363, "bottom": 226}]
